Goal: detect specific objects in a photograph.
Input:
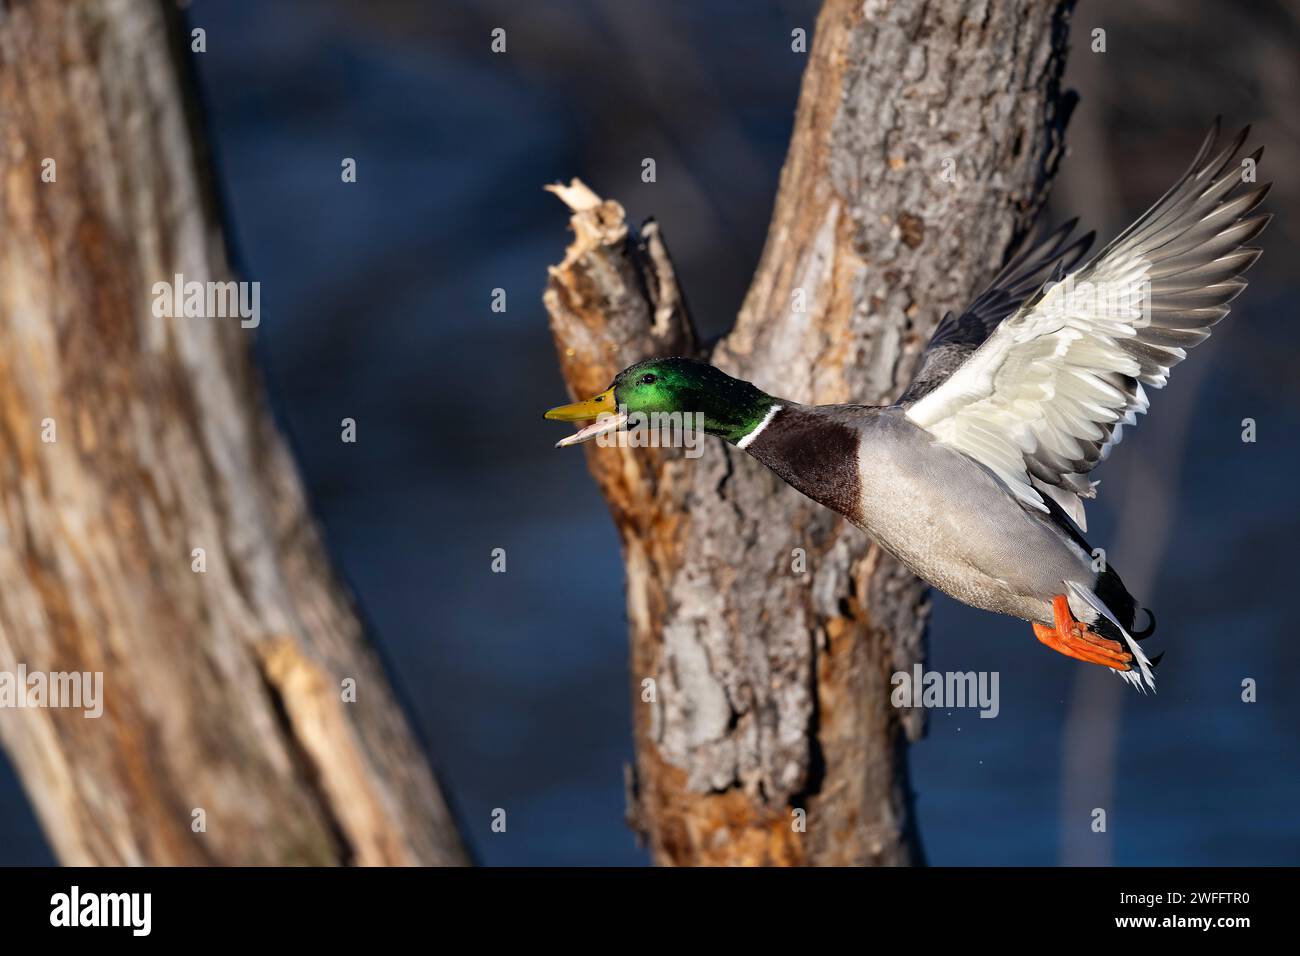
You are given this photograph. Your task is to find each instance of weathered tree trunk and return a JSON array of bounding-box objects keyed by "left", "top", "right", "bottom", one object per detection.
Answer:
[
  {"left": 545, "top": 0, "right": 1076, "bottom": 865},
  {"left": 0, "top": 0, "right": 466, "bottom": 865}
]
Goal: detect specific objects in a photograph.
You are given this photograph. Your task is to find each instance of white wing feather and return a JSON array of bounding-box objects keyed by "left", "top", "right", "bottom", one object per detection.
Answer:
[{"left": 906, "top": 125, "right": 1268, "bottom": 526}]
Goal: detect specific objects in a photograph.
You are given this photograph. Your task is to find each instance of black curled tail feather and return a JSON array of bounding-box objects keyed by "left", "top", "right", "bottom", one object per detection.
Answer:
[
  {"left": 1131, "top": 606, "right": 1157, "bottom": 640},
  {"left": 1093, "top": 562, "right": 1157, "bottom": 644}
]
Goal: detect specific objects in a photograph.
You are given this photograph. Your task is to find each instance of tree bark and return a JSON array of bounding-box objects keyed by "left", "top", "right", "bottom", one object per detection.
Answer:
[
  {"left": 0, "top": 0, "right": 466, "bottom": 865},
  {"left": 545, "top": 0, "right": 1077, "bottom": 865}
]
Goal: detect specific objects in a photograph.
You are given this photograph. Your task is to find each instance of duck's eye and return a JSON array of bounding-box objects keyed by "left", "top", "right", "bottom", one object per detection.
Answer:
[{"left": 639, "top": 373, "right": 658, "bottom": 385}]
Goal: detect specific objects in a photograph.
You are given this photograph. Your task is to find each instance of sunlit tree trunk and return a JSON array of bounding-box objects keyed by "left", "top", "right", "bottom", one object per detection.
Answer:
[{"left": 0, "top": 0, "right": 466, "bottom": 865}]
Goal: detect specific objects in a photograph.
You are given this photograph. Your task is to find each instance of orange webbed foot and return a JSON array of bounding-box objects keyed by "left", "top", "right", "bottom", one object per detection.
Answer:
[{"left": 1032, "top": 594, "right": 1133, "bottom": 670}]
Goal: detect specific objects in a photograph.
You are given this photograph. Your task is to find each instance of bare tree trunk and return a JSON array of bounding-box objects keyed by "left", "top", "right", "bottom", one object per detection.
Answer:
[
  {"left": 0, "top": 0, "right": 466, "bottom": 865},
  {"left": 545, "top": 0, "right": 1077, "bottom": 865}
]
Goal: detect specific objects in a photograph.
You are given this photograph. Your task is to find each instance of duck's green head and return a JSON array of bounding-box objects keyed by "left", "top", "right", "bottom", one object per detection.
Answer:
[{"left": 544, "top": 357, "right": 774, "bottom": 447}]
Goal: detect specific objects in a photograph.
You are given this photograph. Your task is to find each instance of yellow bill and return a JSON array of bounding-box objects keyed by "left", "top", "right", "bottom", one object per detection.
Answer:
[{"left": 544, "top": 387, "right": 626, "bottom": 447}]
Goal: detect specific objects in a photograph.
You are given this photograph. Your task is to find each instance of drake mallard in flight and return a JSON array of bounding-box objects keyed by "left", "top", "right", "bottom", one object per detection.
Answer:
[{"left": 546, "top": 122, "right": 1269, "bottom": 692}]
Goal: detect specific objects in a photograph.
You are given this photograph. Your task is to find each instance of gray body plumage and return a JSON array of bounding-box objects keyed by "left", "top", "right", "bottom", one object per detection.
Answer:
[
  {"left": 848, "top": 407, "right": 1094, "bottom": 625},
  {"left": 753, "top": 403, "right": 1097, "bottom": 627}
]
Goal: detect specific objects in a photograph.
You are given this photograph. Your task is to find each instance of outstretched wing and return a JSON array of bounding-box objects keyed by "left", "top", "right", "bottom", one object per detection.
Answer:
[
  {"left": 898, "top": 218, "right": 1095, "bottom": 405},
  {"left": 904, "top": 122, "right": 1269, "bottom": 530}
]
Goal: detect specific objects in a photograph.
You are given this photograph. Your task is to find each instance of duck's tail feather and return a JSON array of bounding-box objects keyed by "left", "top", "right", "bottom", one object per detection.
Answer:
[
  {"left": 1131, "top": 606, "right": 1157, "bottom": 639},
  {"left": 1066, "top": 581, "right": 1157, "bottom": 693}
]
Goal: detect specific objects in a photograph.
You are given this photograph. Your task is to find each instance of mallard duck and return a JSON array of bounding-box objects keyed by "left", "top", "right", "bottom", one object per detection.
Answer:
[{"left": 545, "top": 122, "right": 1269, "bottom": 692}]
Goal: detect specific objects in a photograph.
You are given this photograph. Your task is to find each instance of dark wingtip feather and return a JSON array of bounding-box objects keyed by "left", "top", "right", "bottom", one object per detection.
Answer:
[
  {"left": 1072, "top": 230, "right": 1097, "bottom": 263},
  {"left": 1204, "top": 125, "right": 1252, "bottom": 180},
  {"left": 1198, "top": 117, "right": 1222, "bottom": 158}
]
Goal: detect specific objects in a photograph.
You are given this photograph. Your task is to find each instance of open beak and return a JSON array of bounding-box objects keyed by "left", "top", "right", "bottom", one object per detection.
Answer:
[{"left": 544, "top": 387, "right": 626, "bottom": 448}]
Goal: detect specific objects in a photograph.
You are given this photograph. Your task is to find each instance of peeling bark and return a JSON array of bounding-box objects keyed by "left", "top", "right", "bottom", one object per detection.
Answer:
[
  {"left": 546, "top": 0, "right": 1076, "bottom": 865},
  {"left": 0, "top": 0, "right": 466, "bottom": 865}
]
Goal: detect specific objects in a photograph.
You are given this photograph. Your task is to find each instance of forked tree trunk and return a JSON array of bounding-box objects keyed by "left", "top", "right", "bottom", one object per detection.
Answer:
[
  {"left": 545, "top": 0, "right": 1077, "bottom": 865},
  {"left": 0, "top": 0, "right": 466, "bottom": 865}
]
